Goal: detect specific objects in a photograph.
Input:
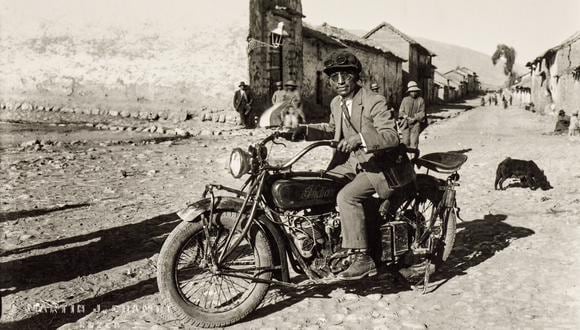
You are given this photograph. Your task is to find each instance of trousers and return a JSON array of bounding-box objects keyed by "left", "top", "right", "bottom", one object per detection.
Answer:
[
  {"left": 328, "top": 155, "right": 390, "bottom": 249},
  {"left": 401, "top": 123, "right": 421, "bottom": 148}
]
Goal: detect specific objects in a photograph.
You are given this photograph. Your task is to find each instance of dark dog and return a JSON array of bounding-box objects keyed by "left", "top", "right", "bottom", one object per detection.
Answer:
[{"left": 495, "top": 157, "right": 552, "bottom": 191}]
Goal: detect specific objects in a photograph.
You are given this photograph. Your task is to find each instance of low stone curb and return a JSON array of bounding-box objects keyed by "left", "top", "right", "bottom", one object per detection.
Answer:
[
  {"left": 0, "top": 100, "right": 245, "bottom": 137},
  {"left": 0, "top": 100, "right": 241, "bottom": 126}
]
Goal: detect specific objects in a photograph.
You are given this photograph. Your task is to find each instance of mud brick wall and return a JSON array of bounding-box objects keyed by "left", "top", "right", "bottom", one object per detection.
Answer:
[{"left": 530, "top": 38, "right": 580, "bottom": 114}]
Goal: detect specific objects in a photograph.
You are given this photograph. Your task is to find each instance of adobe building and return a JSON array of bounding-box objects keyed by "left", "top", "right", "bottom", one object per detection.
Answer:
[
  {"left": 248, "top": 1, "right": 405, "bottom": 121},
  {"left": 526, "top": 31, "right": 580, "bottom": 114},
  {"left": 444, "top": 69, "right": 468, "bottom": 97},
  {"left": 305, "top": 23, "right": 404, "bottom": 118},
  {"left": 362, "top": 22, "right": 436, "bottom": 106}
]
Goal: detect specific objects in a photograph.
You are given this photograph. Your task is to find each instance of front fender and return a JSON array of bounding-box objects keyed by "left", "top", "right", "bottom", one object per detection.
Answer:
[
  {"left": 177, "top": 196, "right": 245, "bottom": 222},
  {"left": 176, "top": 196, "right": 290, "bottom": 282}
]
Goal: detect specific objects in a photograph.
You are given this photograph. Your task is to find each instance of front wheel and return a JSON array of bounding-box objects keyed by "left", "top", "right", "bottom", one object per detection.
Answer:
[{"left": 157, "top": 211, "right": 273, "bottom": 328}]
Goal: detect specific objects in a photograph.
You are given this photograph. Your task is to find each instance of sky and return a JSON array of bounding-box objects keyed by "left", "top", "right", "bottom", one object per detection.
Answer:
[
  {"left": 1, "top": 0, "right": 579, "bottom": 64},
  {"left": 302, "top": 0, "right": 580, "bottom": 63}
]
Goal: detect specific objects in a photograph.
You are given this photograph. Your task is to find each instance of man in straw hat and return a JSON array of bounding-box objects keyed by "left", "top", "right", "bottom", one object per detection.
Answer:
[
  {"left": 233, "top": 81, "right": 254, "bottom": 128},
  {"left": 282, "top": 50, "right": 413, "bottom": 280},
  {"left": 398, "top": 81, "right": 426, "bottom": 149}
]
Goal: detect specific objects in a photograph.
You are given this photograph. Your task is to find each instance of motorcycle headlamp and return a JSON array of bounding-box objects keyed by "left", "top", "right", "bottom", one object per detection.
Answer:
[{"left": 229, "top": 148, "right": 251, "bottom": 178}]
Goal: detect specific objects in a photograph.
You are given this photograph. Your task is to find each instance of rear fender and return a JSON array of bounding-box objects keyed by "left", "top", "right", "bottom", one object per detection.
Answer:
[{"left": 177, "top": 196, "right": 290, "bottom": 282}]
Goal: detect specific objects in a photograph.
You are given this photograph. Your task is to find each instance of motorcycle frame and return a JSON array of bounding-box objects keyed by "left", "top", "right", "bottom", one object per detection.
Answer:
[{"left": 179, "top": 135, "right": 460, "bottom": 288}]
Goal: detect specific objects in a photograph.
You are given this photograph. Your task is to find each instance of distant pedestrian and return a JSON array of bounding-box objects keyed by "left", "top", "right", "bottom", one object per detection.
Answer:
[
  {"left": 494, "top": 95, "right": 498, "bottom": 106},
  {"left": 554, "top": 109, "right": 570, "bottom": 134},
  {"left": 370, "top": 83, "right": 380, "bottom": 93},
  {"left": 481, "top": 97, "right": 486, "bottom": 106},
  {"left": 509, "top": 95, "right": 513, "bottom": 106},
  {"left": 271, "top": 81, "right": 286, "bottom": 105},
  {"left": 398, "top": 81, "right": 425, "bottom": 149},
  {"left": 233, "top": 81, "right": 254, "bottom": 128},
  {"left": 487, "top": 95, "right": 492, "bottom": 105},
  {"left": 502, "top": 96, "right": 508, "bottom": 109},
  {"left": 569, "top": 110, "right": 579, "bottom": 136}
]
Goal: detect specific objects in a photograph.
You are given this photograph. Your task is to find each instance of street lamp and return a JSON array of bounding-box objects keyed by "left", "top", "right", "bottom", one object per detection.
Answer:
[{"left": 247, "top": 22, "right": 289, "bottom": 54}]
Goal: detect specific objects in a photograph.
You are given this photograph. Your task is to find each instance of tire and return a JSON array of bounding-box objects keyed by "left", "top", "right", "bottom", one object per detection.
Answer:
[
  {"left": 391, "top": 180, "right": 456, "bottom": 268},
  {"left": 432, "top": 208, "right": 456, "bottom": 265},
  {"left": 157, "top": 211, "right": 273, "bottom": 328}
]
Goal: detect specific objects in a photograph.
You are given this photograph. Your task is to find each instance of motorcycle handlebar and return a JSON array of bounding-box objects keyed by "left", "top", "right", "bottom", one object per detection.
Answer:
[{"left": 264, "top": 140, "right": 337, "bottom": 171}]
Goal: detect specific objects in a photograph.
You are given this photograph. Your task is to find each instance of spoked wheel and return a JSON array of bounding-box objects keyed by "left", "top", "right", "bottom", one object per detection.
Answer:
[
  {"left": 392, "top": 187, "right": 456, "bottom": 269},
  {"left": 413, "top": 194, "right": 456, "bottom": 266},
  {"left": 157, "top": 211, "right": 273, "bottom": 328}
]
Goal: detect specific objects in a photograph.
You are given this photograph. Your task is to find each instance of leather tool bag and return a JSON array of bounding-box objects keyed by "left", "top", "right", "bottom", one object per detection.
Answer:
[{"left": 381, "top": 145, "right": 416, "bottom": 188}]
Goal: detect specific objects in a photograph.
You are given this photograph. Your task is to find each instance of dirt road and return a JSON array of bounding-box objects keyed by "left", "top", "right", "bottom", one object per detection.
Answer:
[{"left": 1, "top": 103, "right": 579, "bottom": 329}]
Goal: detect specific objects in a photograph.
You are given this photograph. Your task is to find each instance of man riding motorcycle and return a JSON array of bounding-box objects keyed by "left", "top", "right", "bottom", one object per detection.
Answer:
[{"left": 284, "top": 50, "right": 413, "bottom": 280}]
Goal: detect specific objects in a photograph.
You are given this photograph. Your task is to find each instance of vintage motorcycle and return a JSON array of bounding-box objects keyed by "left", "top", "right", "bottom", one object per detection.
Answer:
[{"left": 157, "top": 131, "right": 467, "bottom": 328}]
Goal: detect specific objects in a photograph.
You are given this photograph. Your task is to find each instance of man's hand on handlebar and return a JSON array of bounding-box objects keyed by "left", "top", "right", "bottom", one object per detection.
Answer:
[{"left": 337, "top": 134, "right": 362, "bottom": 153}]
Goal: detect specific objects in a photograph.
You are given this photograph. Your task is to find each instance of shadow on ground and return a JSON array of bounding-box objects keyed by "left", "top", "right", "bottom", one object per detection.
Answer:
[
  {"left": 429, "top": 213, "right": 535, "bottom": 289},
  {"left": 0, "top": 203, "right": 90, "bottom": 223},
  {"left": 2, "top": 213, "right": 534, "bottom": 329},
  {"left": 0, "top": 213, "right": 179, "bottom": 294},
  {"left": 242, "top": 213, "right": 534, "bottom": 324}
]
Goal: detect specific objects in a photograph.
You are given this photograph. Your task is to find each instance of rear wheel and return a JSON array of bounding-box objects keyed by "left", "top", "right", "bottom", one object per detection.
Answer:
[
  {"left": 392, "top": 183, "right": 456, "bottom": 268},
  {"left": 157, "top": 211, "right": 273, "bottom": 328}
]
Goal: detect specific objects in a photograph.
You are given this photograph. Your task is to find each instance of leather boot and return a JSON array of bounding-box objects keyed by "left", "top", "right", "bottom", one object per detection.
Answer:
[{"left": 337, "top": 250, "right": 377, "bottom": 280}]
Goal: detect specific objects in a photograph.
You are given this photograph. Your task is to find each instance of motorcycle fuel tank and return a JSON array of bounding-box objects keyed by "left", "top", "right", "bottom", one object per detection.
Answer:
[{"left": 270, "top": 176, "right": 340, "bottom": 210}]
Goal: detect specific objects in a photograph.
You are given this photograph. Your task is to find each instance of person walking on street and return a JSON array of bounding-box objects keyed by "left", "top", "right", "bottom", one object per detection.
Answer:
[
  {"left": 481, "top": 96, "right": 486, "bottom": 106},
  {"left": 233, "top": 81, "right": 253, "bottom": 128},
  {"left": 398, "top": 81, "right": 426, "bottom": 149},
  {"left": 283, "top": 50, "right": 408, "bottom": 280},
  {"left": 271, "top": 81, "right": 286, "bottom": 105},
  {"left": 569, "top": 110, "right": 579, "bottom": 136}
]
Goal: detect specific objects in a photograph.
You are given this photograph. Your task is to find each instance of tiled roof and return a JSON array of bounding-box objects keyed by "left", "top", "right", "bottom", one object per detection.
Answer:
[
  {"left": 362, "top": 22, "right": 436, "bottom": 56},
  {"left": 311, "top": 23, "right": 405, "bottom": 62},
  {"left": 302, "top": 23, "right": 346, "bottom": 47}
]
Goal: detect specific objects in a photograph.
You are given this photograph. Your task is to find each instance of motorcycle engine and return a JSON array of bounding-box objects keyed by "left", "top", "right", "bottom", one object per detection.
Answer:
[{"left": 285, "top": 211, "right": 340, "bottom": 259}]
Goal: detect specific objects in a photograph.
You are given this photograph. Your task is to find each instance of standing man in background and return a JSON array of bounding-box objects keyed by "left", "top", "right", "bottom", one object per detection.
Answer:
[
  {"left": 271, "top": 81, "right": 285, "bottom": 105},
  {"left": 398, "top": 81, "right": 425, "bottom": 149},
  {"left": 233, "top": 81, "right": 253, "bottom": 128}
]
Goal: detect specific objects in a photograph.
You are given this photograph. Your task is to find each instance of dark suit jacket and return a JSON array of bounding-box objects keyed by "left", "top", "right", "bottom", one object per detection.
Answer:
[
  {"left": 304, "top": 87, "right": 405, "bottom": 198},
  {"left": 233, "top": 89, "right": 253, "bottom": 113}
]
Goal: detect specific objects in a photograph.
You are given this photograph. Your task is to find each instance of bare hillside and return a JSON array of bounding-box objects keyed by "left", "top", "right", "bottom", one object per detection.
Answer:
[
  {"left": 414, "top": 37, "right": 525, "bottom": 88},
  {"left": 0, "top": 22, "right": 249, "bottom": 113}
]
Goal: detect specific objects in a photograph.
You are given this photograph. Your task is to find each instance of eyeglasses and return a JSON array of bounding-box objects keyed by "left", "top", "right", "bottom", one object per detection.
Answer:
[{"left": 329, "top": 72, "right": 355, "bottom": 83}]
